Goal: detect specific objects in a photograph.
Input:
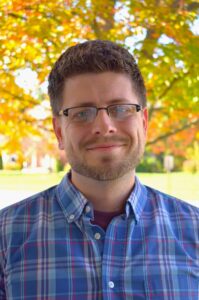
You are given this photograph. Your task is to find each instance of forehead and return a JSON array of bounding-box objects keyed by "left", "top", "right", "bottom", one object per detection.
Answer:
[{"left": 62, "top": 72, "right": 139, "bottom": 107}]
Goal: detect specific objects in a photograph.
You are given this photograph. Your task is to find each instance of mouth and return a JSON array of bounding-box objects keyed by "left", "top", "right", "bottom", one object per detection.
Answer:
[{"left": 86, "top": 144, "right": 125, "bottom": 151}]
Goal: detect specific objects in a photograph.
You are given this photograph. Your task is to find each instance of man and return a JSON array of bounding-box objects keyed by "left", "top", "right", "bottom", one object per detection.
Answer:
[{"left": 0, "top": 40, "right": 198, "bottom": 299}]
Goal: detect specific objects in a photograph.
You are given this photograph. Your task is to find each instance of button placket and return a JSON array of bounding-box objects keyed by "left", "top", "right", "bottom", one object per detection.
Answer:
[
  {"left": 108, "top": 281, "right": 114, "bottom": 288},
  {"left": 69, "top": 214, "right": 75, "bottom": 221},
  {"left": 85, "top": 206, "right": 91, "bottom": 213},
  {"left": 94, "top": 232, "right": 101, "bottom": 240}
]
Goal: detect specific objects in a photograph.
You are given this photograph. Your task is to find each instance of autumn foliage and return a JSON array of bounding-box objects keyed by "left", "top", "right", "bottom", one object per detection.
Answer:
[{"left": 0, "top": 0, "right": 198, "bottom": 158}]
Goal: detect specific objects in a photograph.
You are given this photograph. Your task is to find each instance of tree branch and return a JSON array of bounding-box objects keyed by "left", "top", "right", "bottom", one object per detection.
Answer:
[
  {"left": 157, "top": 77, "right": 179, "bottom": 100},
  {"left": 91, "top": 0, "right": 117, "bottom": 38},
  {"left": 148, "top": 105, "right": 165, "bottom": 121},
  {"left": 1, "top": 88, "right": 40, "bottom": 107},
  {"left": 148, "top": 65, "right": 193, "bottom": 120},
  {"left": 187, "top": 2, "right": 199, "bottom": 11},
  {"left": 8, "top": 13, "right": 27, "bottom": 21},
  {"left": 147, "top": 119, "right": 199, "bottom": 146}
]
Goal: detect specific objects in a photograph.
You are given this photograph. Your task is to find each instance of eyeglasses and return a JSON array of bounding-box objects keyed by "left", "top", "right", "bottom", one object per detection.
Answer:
[{"left": 58, "top": 104, "right": 142, "bottom": 123}]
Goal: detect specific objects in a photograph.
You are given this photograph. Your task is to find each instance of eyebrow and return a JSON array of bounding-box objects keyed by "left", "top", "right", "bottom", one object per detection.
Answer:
[{"left": 75, "top": 98, "right": 131, "bottom": 106}]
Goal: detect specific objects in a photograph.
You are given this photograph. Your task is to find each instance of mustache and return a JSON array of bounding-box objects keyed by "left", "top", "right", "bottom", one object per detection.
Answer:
[{"left": 82, "top": 136, "right": 129, "bottom": 148}]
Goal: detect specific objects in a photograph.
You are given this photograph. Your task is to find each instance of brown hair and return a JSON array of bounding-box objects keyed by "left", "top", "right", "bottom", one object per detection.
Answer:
[{"left": 48, "top": 40, "right": 146, "bottom": 115}]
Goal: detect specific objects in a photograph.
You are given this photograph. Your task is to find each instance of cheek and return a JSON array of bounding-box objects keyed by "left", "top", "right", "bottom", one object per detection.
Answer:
[
  {"left": 64, "top": 126, "right": 86, "bottom": 152},
  {"left": 122, "top": 119, "right": 138, "bottom": 136},
  {"left": 124, "top": 119, "right": 146, "bottom": 143}
]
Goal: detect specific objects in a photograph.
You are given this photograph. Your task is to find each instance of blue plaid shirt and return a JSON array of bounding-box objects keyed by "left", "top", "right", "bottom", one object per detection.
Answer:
[{"left": 0, "top": 173, "right": 198, "bottom": 299}]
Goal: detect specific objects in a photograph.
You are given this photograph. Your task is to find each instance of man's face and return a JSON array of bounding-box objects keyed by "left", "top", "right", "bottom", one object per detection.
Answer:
[{"left": 53, "top": 72, "right": 148, "bottom": 181}]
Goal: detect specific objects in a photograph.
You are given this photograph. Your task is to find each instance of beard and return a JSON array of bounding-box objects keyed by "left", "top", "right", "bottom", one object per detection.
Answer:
[{"left": 66, "top": 136, "right": 145, "bottom": 181}]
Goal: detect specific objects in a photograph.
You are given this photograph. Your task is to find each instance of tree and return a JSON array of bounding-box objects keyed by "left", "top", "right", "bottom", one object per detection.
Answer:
[{"left": 0, "top": 0, "right": 198, "bottom": 157}]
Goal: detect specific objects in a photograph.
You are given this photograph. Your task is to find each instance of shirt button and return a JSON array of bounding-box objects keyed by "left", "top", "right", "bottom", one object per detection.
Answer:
[
  {"left": 69, "top": 214, "right": 75, "bottom": 220},
  {"left": 94, "top": 232, "right": 101, "bottom": 240},
  {"left": 85, "top": 206, "right": 91, "bottom": 213},
  {"left": 108, "top": 281, "right": 114, "bottom": 288}
]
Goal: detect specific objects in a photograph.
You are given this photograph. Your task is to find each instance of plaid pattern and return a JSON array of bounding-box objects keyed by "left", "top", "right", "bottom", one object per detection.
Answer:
[{"left": 0, "top": 173, "right": 198, "bottom": 299}]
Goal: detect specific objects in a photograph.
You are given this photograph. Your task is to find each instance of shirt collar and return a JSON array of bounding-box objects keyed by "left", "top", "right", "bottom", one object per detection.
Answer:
[
  {"left": 126, "top": 176, "right": 148, "bottom": 223},
  {"left": 56, "top": 172, "right": 89, "bottom": 223},
  {"left": 56, "top": 172, "right": 148, "bottom": 224}
]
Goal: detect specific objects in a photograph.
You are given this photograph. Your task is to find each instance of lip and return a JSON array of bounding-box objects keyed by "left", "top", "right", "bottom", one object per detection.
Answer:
[{"left": 86, "top": 144, "right": 124, "bottom": 151}]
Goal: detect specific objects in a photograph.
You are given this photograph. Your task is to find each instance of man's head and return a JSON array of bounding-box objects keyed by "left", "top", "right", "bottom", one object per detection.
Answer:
[
  {"left": 49, "top": 40, "right": 148, "bottom": 181},
  {"left": 48, "top": 40, "right": 146, "bottom": 116}
]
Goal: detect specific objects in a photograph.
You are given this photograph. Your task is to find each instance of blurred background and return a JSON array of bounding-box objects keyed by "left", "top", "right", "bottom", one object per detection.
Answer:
[{"left": 0, "top": 0, "right": 199, "bottom": 209}]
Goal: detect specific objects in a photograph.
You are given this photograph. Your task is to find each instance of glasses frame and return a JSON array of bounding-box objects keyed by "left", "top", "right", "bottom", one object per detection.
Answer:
[{"left": 58, "top": 103, "right": 142, "bottom": 119}]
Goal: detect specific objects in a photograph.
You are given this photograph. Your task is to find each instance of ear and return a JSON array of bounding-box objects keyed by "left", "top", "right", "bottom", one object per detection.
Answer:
[
  {"left": 52, "top": 117, "right": 65, "bottom": 150},
  {"left": 142, "top": 107, "right": 148, "bottom": 135}
]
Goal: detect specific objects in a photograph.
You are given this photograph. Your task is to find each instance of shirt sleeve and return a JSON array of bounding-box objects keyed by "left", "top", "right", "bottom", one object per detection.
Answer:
[
  {"left": 0, "top": 264, "right": 6, "bottom": 300},
  {"left": 0, "top": 212, "right": 6, "bottom": 300}
]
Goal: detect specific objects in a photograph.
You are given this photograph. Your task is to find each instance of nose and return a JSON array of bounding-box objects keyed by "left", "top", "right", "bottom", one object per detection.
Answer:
[{"left": 91, "top": 109, "right": 117, "bottom": 136}]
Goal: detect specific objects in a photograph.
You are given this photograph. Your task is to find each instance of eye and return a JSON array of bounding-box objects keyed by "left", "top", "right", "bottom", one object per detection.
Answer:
[
  {"left": 73, "top": 110, "right": 89, "bottom": 121},
  {"left": 110, "top": 105, "right": 131, "bottom": 115},
  {"left": 124, "top": 106, "right": 137, "bottom": 114},
  {"left": 109, "top": 105, "right": 123, "bottom": 115},
  {"left": 69, "top": 107, "right": 94, "bottom": 122},
  {"left": 109, "top": 105, "right": 137, "bottom": 120}
]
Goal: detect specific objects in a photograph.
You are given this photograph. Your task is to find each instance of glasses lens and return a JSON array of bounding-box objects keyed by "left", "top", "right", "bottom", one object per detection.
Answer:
[
  {"left": 68, "top": 107, "right": 96, "bottom": 123},
  {"left": 109, "top": 105, "right": 137, "bottom": 120}
]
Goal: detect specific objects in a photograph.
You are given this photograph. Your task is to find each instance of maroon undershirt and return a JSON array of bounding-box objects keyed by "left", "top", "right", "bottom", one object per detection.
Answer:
[{"left": 91, "top": 209, "right": 124, "bottom": 231}]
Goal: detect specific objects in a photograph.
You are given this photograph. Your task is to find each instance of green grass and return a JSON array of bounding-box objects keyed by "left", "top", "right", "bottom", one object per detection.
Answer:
[
  {"left": 0, "top": 170, "right": 198, "bottom": 207},
  {"left": 139, "top": 172, "right": 199, "bottom": 207},
  {"left": 0, "top": 171, "right": 65, "bottom": 191}
]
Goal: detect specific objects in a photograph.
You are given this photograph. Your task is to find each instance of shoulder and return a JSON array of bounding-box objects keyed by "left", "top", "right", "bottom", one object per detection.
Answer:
[
  {"left": 143, "top": 184, "right": 199, "bottom": 235},
  {"left": 0, "top": 185, "right": 59, "bottom": 269},
  {"left": 0, "top": 185, "right": 58, "bottom": 228},
  {"left": 142, "top": 185, "right": 199, "bottom": 261},
  {"left": 144, "top": 184, "right": 199, "bottom": 216}
]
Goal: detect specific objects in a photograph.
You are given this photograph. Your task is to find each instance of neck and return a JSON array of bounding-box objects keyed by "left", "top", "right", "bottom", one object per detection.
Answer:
[{"left": 70, "top": 170, "right": 136, "bottom": 212}]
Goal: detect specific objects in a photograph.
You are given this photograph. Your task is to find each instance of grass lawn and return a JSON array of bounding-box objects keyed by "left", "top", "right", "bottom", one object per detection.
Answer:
[{"left": 0, "top": 170, "right": 198, "bottom": 207}]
